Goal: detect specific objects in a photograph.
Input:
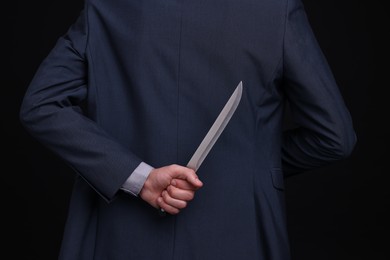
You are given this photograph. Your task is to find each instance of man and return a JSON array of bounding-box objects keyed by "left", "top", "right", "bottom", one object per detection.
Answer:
[{"left": 20, "top": 0, "right": 356, "bottom": 259}]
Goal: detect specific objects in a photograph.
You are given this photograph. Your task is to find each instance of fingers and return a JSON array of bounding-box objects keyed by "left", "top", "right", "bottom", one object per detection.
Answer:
[
  {"left": 158, "top": 183, "right": 198, "bottom": 215},
  {"left": 171, "top": 179, "right": 200, "bottom": 191},
  {"left": 140, "top": 164, "right": 203, "bottom": 215},
  {"left": 167, "top": 184, "right": 195, "bottom": 201},
  {"left": 163, "top": 190, "right": 188, "bottom": 208},
  {"left": 168, "top": 165, "right": 203, "bottom": 188},
  {"left": 186, "top": 175, "right": 203, "bottom": 188},
  {"left": 157, "top": 196, "right": 180, "bottom": 215}
]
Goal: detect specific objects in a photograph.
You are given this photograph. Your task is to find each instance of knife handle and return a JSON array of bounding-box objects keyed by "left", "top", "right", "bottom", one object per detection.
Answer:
[{"left": 158, "top": 208, "right": 166, "bottom": 217}]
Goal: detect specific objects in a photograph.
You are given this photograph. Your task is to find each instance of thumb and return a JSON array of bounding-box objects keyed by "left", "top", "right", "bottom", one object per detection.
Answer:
[
  {"left": 186, "top": 174, "right": 203, "bottom": 188},
  {"left": 170, "top": 165, "right": 203, "bottom": 188}
]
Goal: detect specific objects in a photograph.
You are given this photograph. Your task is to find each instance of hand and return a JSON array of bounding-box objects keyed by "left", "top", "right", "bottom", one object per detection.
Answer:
[{"left": 139, "top": 164, "right": 203, "bottom": 214}]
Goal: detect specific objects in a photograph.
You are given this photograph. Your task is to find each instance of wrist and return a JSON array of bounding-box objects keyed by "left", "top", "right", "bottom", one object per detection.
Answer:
[{"left": 139, "top": 169, "right": 158, "bottom": 208}]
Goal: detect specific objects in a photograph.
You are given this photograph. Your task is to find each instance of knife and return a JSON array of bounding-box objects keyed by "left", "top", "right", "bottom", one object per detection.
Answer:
[
  {"left": 187, "top": 81, "right": 243, "bottom": 171},
  {"left": 159, "top": 81, "right": 243, "bottom": 216}
]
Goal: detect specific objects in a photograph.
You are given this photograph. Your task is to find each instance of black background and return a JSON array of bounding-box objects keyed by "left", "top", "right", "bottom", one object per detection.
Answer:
[{"left": 4, "top": 0, "right": 389, "bottom": 259}]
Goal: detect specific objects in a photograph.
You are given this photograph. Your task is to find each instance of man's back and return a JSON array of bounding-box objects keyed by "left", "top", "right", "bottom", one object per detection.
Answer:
[{"left": 20, "top": 0, "right": 356, "bottom": 259}]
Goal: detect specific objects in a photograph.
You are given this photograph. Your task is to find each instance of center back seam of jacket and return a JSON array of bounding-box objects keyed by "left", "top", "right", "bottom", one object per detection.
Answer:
[{"left": 173, "top": 0, "right": 184, "bottom": 259}]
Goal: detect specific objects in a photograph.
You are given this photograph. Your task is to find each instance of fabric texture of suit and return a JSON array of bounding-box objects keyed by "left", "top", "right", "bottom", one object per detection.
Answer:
[{"left": 20, "top": 0, "right": 356, "bottom": 259}]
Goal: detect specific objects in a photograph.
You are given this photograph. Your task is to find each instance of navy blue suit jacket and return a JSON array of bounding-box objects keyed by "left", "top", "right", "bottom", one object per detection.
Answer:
[{"left": 20, "top": 0, "right": 356, "bottom": 259}]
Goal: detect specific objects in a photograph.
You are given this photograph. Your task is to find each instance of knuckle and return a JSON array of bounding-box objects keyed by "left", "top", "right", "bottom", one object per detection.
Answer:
[
  {"left": 162, "top": 192, "right": 169, "bottom": 201},
  {"left": 167, "top": 187, "right": 175, "bottom": 197},
  {"left": 175, "top": 179, "right": 185, "bottom": 187},
  {"left": 168, "top": 185, "right": 175, "bottom": 192}
]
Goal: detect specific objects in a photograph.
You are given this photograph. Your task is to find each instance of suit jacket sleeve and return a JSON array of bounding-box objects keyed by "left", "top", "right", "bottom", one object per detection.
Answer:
[
  {"left": 19, "top": 8, "right": 142, "bottom": 202},
  {"left": 281, "top": 0, "right": 356, "bottom": 176}
]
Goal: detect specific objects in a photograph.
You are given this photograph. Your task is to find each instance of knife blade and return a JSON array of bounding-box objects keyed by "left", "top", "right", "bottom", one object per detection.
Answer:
[
  {"left": 186, "top": 81, "right": 243, "bottom": 171},
  {"left": 159, "top": 81, "right": 243, "bottom": 216}
]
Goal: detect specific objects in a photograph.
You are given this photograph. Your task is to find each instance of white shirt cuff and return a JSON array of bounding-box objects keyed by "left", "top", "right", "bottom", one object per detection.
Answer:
[{"left": 121, "top": 162, "right": 154, "bottom": 196}]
